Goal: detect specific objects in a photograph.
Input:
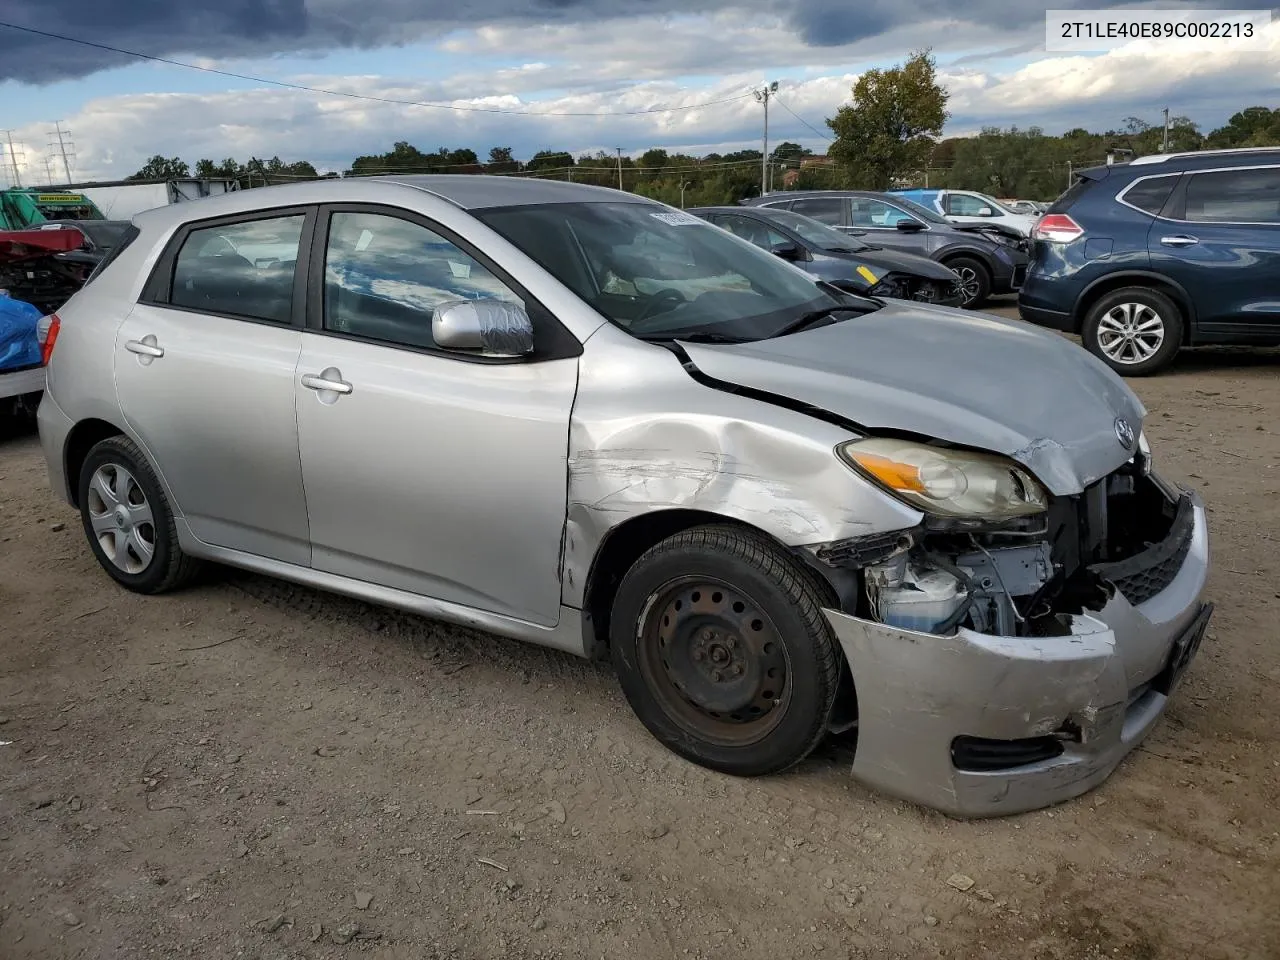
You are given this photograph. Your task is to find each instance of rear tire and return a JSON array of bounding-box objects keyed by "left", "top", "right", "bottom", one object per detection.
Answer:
[
  {"left": 77, "top": 436, "right": 203, "bottom": 594},
  {"left": 1082, "top": 287, "right": 1183, "bottom": 377},
  {"left": 945, "top": 256, "right": 991, "bottom": 308},
  {"left": 609, "top": 524, "right": 841, "bottom": 777}
]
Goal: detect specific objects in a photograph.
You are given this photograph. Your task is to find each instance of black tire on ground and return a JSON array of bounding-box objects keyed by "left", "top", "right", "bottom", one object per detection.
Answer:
[
  {"left": 944, "top": 255, "right": 992, "bottom": 308},
  {"left": 1081, "top": 286, "right": 1184, "bottom": 377},
  {"left": 609, "top": 524, "right": 842, "bottom": 777},
  {"left": 77, "top": 435, "right": 203, "bottom": 594}
]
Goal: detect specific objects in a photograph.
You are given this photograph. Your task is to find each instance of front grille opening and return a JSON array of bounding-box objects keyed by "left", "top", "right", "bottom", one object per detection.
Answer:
[{"left": 951, "top": 734, "right": 1065, "bottom": 772}]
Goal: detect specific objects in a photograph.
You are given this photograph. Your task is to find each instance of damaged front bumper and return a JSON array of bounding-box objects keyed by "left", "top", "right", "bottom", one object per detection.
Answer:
[{"left": 824, "top": 492, "right": 1210, "bottom": 818}]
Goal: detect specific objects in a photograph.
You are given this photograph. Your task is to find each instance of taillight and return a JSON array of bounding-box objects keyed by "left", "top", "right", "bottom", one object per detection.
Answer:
[
  {"left": 1033, "top": 214, "right": 1084, "bottom": 243},
  {"left": 38, "top": 313, "right": 61, "bottom": 365}
]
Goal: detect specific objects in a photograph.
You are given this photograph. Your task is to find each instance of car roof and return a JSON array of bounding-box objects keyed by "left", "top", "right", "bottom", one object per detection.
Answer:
[
  {"left": 1080, "top": 147, "right": 1280, "bottom": 180},
  {"left": 742, "top": 190, "right": 899, "bottom": 204},
  {"left": 131, "top": 175, "right": 652, "bottom": 230}
]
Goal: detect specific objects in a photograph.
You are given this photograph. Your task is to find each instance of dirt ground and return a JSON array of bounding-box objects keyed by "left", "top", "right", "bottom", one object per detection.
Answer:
[{"left": 3, "top": 306, "right": 1279, "bottom": 960}]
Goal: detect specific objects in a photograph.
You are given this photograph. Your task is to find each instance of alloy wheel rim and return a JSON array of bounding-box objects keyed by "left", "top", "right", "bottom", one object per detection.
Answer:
[
  {"left": 638, "top": 577, "right": 791, "bottom": 747},
  {"left": 1097, "top": 303, "right": 1165, "bottom": 365},
  {"left": 955, "top": 267, "right": 981, "bottom": 303},
  {"left": 86, "top": 463, "right": 156, "bottom": 575}
]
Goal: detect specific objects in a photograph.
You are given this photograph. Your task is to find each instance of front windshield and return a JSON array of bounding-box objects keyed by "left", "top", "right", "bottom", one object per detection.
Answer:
[
  {"left": 763, "top": 209, "right": 869, "bottom": 251},
  {"left": 890, "top": 196, "right": 950, "bottom": 225},
  {"left": 477, "top": 201, "right": 869, "bottom": 341}
]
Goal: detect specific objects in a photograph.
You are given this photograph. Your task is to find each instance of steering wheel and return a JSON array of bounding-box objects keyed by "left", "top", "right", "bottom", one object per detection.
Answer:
[{"left": 631, "top": 288, "right": 688, "bottom": 327}]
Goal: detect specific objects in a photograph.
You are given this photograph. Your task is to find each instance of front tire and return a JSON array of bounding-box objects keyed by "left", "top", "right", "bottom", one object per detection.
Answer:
[
  {"left": 945, "top": 256, "right": 991, "bottom": 309},
  {"left": 1082, "top": 287, "right": 1183, "bottom": 376},
  {"left": 77, "top": 436, "right": 203, "bottom": 594},
  {"left": 609, "top": 525, "right": 841, "bottom": 777}
]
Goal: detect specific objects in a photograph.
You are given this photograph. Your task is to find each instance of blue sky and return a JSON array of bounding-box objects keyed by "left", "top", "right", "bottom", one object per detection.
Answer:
[{"left": 0, "top": 2, "right": 1276, "bottom": 182}]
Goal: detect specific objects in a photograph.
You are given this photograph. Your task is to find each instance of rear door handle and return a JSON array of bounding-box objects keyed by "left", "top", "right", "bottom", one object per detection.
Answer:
[
  {"left": 1160, "top": 235, "right": 1199, "bottom": 247},
  {"left": 125, "top": 337, "right": 164, "bottom": 358},
  {"left": 300, "top": 371, "right": 353, "bottom": 395}
]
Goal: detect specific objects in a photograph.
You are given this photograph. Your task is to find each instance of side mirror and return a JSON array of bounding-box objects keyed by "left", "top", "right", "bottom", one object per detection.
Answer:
[
  {"left": 895, "top": 219, "right": 925, "bottom": 232},
  {"left": 977, "top": 206, "right": 994, "bottom": 217},
  {"left": 432, "top": 299, "right": 534, "bottom": 357},
  {"left": 770, "top": 241, "right": 803, "bottom": 261}
]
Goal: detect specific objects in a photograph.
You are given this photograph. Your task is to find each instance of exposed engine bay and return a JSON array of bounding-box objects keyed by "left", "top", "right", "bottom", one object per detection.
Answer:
[
  {"left": 816, "top": 453, "right": 1190, "bottom": 638},
  {"left": 866, "top": 273, "right": 964, "bottom": 308}
]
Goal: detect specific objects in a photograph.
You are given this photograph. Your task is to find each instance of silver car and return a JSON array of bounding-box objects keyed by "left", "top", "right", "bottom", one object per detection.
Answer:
[{"left": 36, "top": 177, "right": 1211, "bottom": 817}]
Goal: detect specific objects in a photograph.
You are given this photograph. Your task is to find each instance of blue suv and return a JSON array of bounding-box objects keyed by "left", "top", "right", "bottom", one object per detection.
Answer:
[{"left": 1019, "top": 147, "right": 1280, "bottom": 376}]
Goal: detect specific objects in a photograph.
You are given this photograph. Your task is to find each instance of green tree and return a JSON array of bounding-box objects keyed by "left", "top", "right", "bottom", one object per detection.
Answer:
[
  {"left": 128, "top": 155, "right": 190, "bottom": 180},
  {"left": 827, "top": 49, "right": 949, "bottom": 190},
  {"left": 525, "top": 150, "right": 573, "bottom": 172},
  {"left": 487, "top": 146, "right": 518, "bottom": 173},
  {"left": 1206, "top": 107, "right": 1280, "bottom": 147}
]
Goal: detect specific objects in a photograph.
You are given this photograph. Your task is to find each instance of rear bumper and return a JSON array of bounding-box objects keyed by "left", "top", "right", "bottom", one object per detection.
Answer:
[
  {"left": 36, "top": 389, "right": 74, "bottom": 505},
  {"left": 824, "top": 493, "right": 1210, "bottom": 818}
]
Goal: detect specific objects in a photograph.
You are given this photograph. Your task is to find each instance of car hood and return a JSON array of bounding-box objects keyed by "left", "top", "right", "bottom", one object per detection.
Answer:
[
  {"left": 679, "top": 301, "right": 1146, "bottom": 496},
  {"left": 817, "top": 247, "right": 956, "bottom": 282}
]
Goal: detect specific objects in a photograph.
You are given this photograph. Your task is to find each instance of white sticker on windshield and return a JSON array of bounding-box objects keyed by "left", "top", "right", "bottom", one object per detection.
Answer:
[
  {"left": 650, "top": 211, "right": 703, "bottom": 226},
  {"left": 448, "top": 260, "right": 472, "bottom": 279},
  {"left": 355, "top": 229, "right": 374, "bottom": 252}
]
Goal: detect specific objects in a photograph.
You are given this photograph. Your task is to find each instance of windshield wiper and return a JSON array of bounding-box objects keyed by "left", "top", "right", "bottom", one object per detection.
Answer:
[
  {"left": 771, "top": 305, "right": 868, "bottom": 338},
  {"left": 634, "top": 331, "right": 748, "bottom": 344}
]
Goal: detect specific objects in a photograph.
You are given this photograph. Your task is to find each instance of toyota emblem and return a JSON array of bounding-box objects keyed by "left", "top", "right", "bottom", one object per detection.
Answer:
[{"left": 1114, "top": 418, "right": 1136, "bottom": 450}]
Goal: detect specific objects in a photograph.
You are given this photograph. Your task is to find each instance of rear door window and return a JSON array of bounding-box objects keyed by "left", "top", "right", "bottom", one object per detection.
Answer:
[
  {"left": 1184, "top": 167, "right": 1280, "bottom": 224},
  {"left": 790, "top": 197, "right": 846, "bottom": 226},
  {"left": 169, "top": 215, "right": 305, "bottom": 323}
]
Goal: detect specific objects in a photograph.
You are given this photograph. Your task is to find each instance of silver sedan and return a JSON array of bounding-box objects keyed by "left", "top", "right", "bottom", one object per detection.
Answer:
[{"left": 37, "top": 176, "right": 1211, "bottom": 816}]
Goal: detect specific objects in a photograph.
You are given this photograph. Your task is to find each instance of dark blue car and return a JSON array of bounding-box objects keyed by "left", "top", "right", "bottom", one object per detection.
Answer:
[
  {"left": 689, "top": 205, "right": 965, "bottom": 307},
  {"left": 1019, "top": 147, "right": 1280, "bottom": 376}
]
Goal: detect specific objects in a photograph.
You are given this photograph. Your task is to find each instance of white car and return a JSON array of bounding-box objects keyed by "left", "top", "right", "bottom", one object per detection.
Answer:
[{"left": 890, "top": 189, "right": 1039, "bottom": 237}]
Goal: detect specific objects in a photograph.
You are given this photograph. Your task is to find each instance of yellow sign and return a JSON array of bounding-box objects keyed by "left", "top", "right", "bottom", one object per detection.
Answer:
[
  {"left": 35, "top": 193, "right": 86, "bottom": 203},
  {"left": 856, "top": 265, "right": 879, "bottom": 285}
]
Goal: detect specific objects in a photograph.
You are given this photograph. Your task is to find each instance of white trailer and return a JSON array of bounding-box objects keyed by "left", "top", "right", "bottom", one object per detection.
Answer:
[{"left": 74, "top": 178, "right": 240, "bottom": 220}]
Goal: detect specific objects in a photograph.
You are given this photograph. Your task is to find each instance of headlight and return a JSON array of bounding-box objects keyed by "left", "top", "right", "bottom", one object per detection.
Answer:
[{"left": 837, "top": 438, "right": 1049, "bottom": 519}]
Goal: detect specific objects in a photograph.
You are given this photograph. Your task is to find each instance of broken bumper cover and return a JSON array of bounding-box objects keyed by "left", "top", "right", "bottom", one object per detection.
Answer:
[{"left": 824, "top": 492, "right": 1210, "bottom": 818}]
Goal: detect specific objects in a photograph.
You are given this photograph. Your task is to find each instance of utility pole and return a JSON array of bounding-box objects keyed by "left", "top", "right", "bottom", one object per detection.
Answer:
[
  {"left": 2, "top": 131, "right": 22, "bottom": 186},
  {"left": 49, "top": 121, "right": 74, "bottom": 184},
  {"left": 615, "top": 147, "right": 624, "bottom": 191},
  {"left": 44, "top": 157, "right": 55, "bottom": 185},
  {"left": 753, "top": 81, "right": 778, "bottom": 197},
  {"left": 1066, "top": 159, "right": 1073, "bottom": 189},
  {"left": 680, "top": 181, "right": 691, "bottom": 208},
  {"left": 1161, "top": 107, "right": 1170, "bottom": 153}
]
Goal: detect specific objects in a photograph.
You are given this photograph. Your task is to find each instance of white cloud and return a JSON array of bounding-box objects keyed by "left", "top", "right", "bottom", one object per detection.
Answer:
[{"left": 2, "top": 17, "right": 1276, "bottom": 184}]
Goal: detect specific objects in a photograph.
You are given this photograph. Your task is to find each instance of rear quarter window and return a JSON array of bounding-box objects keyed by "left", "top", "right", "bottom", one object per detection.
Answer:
[{"left": 1119, "top": 175, "right": 1180, "bottom": 216}]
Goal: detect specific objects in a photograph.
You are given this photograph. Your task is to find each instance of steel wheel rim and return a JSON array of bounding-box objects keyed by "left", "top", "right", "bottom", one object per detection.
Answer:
[
  {"left": 955, "top": 267, "right": 981, "bottom": 304},
  {"left": 86, "top": 464, "right": 156, "bottom": 575},
  {"left": 1097, "top": 303, "right": 1165, "bottom": 365},
  {"left": 637, "top": 576, "right": 791, "bottom": 747}
]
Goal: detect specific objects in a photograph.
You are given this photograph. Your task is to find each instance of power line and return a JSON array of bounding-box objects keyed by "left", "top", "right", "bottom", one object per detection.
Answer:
[
  {"left": 773, "top": 97, "right": 834, "bottom": 143},
  {"left": 0, "top": 21, "right": 755, "bottom": 118}
]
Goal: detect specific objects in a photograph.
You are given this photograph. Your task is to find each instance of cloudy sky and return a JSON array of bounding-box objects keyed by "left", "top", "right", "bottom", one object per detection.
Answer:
[{"left": 0, "top": 0, "right": 1277, "bottom": 183}]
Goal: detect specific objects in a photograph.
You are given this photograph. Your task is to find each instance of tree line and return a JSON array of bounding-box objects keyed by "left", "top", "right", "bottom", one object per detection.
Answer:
[{"left": 127, "top": 52, "right": 1279, "bottom": 204}]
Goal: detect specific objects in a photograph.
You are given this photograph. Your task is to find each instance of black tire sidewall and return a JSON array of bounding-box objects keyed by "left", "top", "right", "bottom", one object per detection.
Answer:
[
  {"left": 610, "top": 532, "right": 837, "bottom": 776},
  {"left": 78, "top": 437, "right": 180, "bottom": 593},
  {"left": 946, "top": 256, "right": 991, "bottom": 308},
  {"left": 1083, "top": 287, "right": 1183, "bottom": 377}
]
